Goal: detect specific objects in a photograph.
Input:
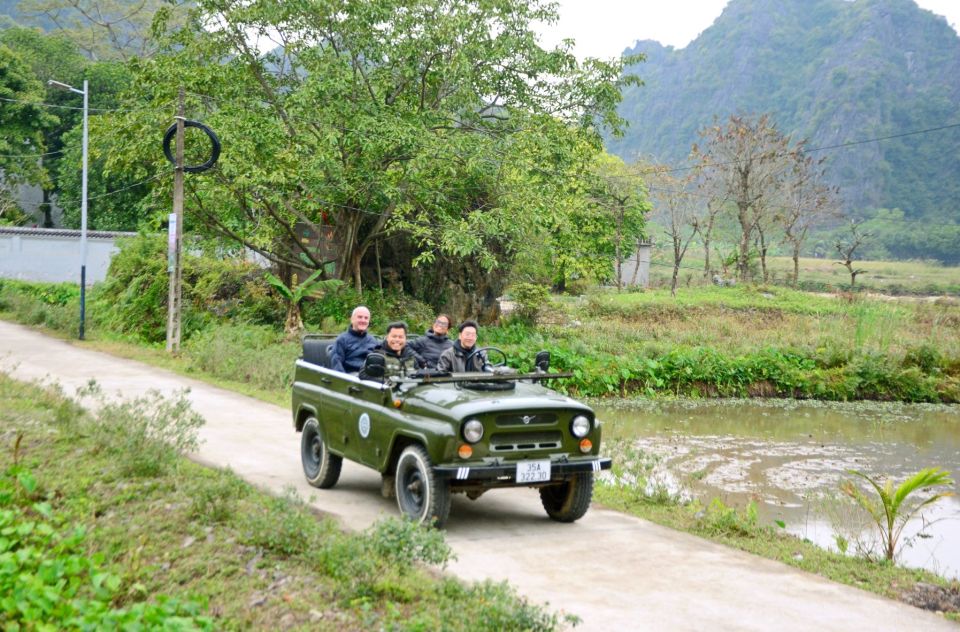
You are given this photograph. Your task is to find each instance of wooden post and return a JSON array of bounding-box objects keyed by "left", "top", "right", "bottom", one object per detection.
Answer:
[{"left": 166, "top": 88, "right": 185, "bottom": 353}]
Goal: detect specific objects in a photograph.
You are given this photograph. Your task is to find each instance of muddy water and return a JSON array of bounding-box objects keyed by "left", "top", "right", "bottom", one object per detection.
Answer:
[{"left": 595, "top": 399, "right": 960, "bottom": 579}]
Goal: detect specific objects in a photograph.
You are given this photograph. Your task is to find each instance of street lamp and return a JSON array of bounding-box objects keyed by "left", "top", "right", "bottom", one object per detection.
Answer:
[{"left": 49, "top": 79, "right": 88, "bottom": 340}]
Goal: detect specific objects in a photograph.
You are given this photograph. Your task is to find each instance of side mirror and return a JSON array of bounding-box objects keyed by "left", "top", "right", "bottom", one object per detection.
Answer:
[
  {"left": 363, "top": 353, "right": 386, "bottom": 379},
  {"left": 535, "top": 350, "right": 550, "bottom": 373}
]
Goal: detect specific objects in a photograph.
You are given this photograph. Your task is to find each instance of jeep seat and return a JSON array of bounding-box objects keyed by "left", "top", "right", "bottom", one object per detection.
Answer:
[{"left": 303, "top": 338, "right": 335, "bottom": 369}]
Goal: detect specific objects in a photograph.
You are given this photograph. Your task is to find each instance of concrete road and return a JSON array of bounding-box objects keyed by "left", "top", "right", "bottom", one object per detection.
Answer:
[{"left": 1, "top": 320, "right": 955, "bottom": 631}]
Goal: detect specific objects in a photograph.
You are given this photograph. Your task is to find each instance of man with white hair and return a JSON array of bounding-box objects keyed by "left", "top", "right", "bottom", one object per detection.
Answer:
[{"left": 329, "top": 305, "right": 378, "bottom": 373}]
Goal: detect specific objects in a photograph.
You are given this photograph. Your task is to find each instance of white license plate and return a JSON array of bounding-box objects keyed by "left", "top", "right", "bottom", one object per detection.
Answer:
[{"left": 516, "top": 459, "right": 551, "bottom": 483}]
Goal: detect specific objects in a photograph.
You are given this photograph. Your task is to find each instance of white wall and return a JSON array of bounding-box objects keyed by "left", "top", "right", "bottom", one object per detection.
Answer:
[{"left": 0, "top": 227, "right": 135, "bottom": 284}]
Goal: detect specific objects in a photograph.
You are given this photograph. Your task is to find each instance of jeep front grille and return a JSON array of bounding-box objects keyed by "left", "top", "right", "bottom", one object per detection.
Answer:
[
  {"left": 489, "top": 431, "right": 562, "bottom": 452},
  {"left": 495, "top": 413, "right": 558, "bottom": 427}
]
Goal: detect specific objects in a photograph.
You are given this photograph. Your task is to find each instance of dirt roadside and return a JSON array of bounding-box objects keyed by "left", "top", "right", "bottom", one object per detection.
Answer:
[{"left": 1, "top": 320, "right": 955, "bottom": 631}]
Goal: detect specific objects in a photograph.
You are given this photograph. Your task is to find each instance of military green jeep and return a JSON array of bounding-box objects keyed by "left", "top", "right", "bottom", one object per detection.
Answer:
[{"left": 292, "top": 335, "right": 610, "bottom": 527}]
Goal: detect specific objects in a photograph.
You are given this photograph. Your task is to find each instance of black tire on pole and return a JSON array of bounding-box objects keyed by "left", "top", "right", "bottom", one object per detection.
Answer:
[
  {"left": 301, "top": 417, "right": 342, "bottom": 488},
  {"left": 394, "top": 444, "right": 451, "bottom": 527},
  {"left": 162, "top": 119, "right": 221, "bottom": 173},
  {"left": 539, "top": 472, "right": 594, "bottom": 522}
]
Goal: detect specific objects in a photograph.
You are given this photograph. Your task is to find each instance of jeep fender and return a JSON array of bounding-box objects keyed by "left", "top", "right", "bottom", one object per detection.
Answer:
[{"left": 295, "top": 404, "right": 318, "bottom": 432}]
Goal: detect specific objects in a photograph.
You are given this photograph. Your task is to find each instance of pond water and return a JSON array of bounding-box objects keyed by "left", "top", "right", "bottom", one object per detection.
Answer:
[{"left": 595, "top": 399, "right": 960, "bottom": 579}]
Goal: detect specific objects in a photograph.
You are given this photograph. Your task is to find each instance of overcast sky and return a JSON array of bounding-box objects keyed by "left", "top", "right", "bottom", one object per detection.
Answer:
[{"left": 538, "top": 0, "right": 960, "bottom": 59}]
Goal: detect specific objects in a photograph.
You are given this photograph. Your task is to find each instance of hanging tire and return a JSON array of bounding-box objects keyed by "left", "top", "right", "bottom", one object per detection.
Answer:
[
  {"left": 539, "top": 472, "right": 594, "bottom": 522},
  {"left": 394, "top": 444, "right": 451, "bottom": 527},
  {"left": 301, "top": 417, "right": 342, "bottom": 488}
]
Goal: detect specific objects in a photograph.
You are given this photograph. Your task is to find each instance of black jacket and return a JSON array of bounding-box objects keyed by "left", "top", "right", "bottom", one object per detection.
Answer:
[
  {"left": 437, "top": 340, "right": 488, "bottom": 373},
  {"left": 329, "top": 327, "right": 378, "bottom": 373},
  {"left": 366, "top": 344, "right": 425, "bottom": 378},
  {"left": 407, "top": 329, "right": 453, "bottom": 368}
]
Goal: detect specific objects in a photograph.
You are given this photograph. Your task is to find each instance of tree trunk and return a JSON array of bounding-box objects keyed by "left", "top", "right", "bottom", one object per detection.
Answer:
[
  {"left": 737, "top": 221, "right": 752, "bottom": 281},
  {"left": 671, "top": 264, "right": 680, "bottom": 297},
  {"left": 757, "top": 228, "right": 769, "bottom": 284},
  {"left": 703, "top": 235, "right": 711, "bottom": 278},
  {"left": 284, "top": 301, "right": 304, "bottom": 338},
  {"left": 792, "top": 249, "right": 800, "bottom": 287}
]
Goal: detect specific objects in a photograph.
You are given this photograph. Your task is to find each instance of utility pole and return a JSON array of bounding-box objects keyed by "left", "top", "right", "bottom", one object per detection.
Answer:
[
  {"left": 47, "top": 79, "right": 88, "bottom": 340},
  {"left": 166, "top": 88, "right": 185, "bottom": 353}
]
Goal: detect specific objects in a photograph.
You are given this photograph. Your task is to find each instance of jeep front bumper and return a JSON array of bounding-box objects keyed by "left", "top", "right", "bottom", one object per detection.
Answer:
[{"left": 434, "top": 457, "right": 611, "bottom": 483}]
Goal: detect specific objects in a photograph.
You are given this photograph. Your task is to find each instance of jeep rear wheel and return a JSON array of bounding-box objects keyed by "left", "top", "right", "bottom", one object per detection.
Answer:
[
  {"left": 395, "top": 445, "right": 451, "bottom": 527},
  {"left": 301, "top": 417, "right": 342, "bottom": 488},
  {"left": 539, "top": 472, "right": 594, "bottom": 522}
]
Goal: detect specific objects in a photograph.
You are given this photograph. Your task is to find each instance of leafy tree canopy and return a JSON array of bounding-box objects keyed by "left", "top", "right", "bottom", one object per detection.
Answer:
[{"left": 100, "top": 0, "right": 638, "bottom": 300}]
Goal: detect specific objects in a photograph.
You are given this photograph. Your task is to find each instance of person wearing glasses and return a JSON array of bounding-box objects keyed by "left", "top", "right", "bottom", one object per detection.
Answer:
[
  {"left": 408, "top": 313, "right": 454, "bottom": 369},
  {"left": 437, "top": 320, "right": 490, "bottom": 373}
]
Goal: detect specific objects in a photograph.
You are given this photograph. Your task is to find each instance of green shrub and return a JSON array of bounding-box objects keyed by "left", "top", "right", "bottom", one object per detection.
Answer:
[
  {"left": 183, "top": 323, "right": 298, "bottom": 390},
  {"left": 94, "top": 234, "right": 284, "bottom": 343},
  {"left": 83, "top": 385, "right": 205, "bottom": 477},
  {"left": 507, "top": 282, "right": 550, "bottom": 325}
]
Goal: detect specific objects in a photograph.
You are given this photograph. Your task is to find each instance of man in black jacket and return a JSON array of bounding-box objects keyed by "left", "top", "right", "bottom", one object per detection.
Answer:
[
  {"left": 330, "top": 306, "right": 378, "bottom": 373},
  {"left": 367, "top": 321, "right": 425, "bottom": 378},
  {"left": 437, "top": 320, "right": 489, "bottom": 373},
  {"left": 408, "top": 314, "right": 454, "bottom": 368}
]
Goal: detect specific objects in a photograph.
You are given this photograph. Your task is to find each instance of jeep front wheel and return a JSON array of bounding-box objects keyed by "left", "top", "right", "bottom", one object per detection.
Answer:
[
  {"left": 394, "top": 445, "right": 451, "bottom": 527},
  {"left": 301, "top": 417, "right": 342, "bottom": 488},
  {"left": 539, "top": 472, "right": 594, "bottom": 522}
]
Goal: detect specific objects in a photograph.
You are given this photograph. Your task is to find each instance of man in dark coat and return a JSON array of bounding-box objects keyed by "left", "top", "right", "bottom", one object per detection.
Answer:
[
  {"left": 407, "top": 314, "right": 454, "bottom": 368},
  {"left": 437, "top": 320, "right": 490, "bottom": 373},
  {"left": 330, "top": 306, "right": 378, "bottom": 373},
  {"left": 366, "top": 321, "right": 425, "bottom": 378}
]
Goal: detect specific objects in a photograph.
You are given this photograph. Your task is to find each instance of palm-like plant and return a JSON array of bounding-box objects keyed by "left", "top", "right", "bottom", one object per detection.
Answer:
[
  {"left": 265, "top": 269, "right": 341, "bottom": 336},
  {"left": 840, "top": 467, "right": 954, "bottom": 561}
]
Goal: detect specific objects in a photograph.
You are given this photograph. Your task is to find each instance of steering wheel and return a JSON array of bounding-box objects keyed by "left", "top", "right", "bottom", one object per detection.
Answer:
[{"left": 464, "top": 346, "right": 507, "bottom": 370}]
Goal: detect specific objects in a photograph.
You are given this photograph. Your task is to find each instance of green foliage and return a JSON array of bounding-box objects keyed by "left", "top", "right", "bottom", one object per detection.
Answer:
[
  {"left": 187, "top": 467, "right": 249, "bottom": 524},
  {"left": 82, "top": 383, "right": 205, "bottom": 477},
  {"left": 0, "top": 41, "right": 59, "bottom": 188},
  {"left": 695, "top": 498, "right": 762, "bottom": 538},
  {"left": 184, "top": 324, "right": 299, "bottom": 390},
  {"left": 93, "top": 234, "right": 283, "bottom": 343},
  {"left": 94, "top": 0, "right": 637, "bottom": 303},
  {"left": 239, "top": 488, "right": 323, "bottom": 557},
  {"left": 0, "top": 463, "right": 211, "bottom": 630},
  {"left": 507, "top": 282, "right": 551, "bottom": 325},
  {"left": 0, "top": 373, "right": 566, "bottom": 630},
  {"left": 364, "top": 518, "right": 454, "bottom": 570},
  {"left": 840, "top": 467, "right": 955, "bottom": 561}
]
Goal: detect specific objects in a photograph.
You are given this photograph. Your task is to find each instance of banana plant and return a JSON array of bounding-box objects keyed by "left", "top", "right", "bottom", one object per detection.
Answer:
[
  {"left": 840, "top": 467, "right": 954, "bottom": 561},
  {"left": 265, "top": 269, "right": 341, "bottom": 336}
]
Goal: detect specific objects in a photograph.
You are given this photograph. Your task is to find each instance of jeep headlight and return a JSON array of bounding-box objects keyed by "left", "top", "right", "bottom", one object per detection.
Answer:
[
  {"left": 463, "top": 419, "right": 484, "bottom": 443},
  {"left": 571, "top": 415, "right": 591, "bottom": 438}
]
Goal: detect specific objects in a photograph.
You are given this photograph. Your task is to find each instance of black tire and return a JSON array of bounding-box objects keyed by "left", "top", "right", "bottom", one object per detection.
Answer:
[
  {"left": 394, "top": 445, "right": 451, "bottom": 527},
  {"left": 162, "top": 119, "right": 221, "bottom": 173},
  {"left": 539, "top": 472, "right": 594, "bottom": 522},
  {"left": 301, "top": 417, "right": 342, "bottom": 488}
]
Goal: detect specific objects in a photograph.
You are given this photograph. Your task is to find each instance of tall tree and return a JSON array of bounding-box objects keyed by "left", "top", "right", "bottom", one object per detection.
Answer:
[
  {"left": 646, "top": 164, "right": 698, "bottom": 297},
  {"left": 692, "top": 114, "right": 796, "bottom": 282},
  {"left": 0, "top": 27, "right": 86, "bottom": 226},
  {"left": 780, "top": 151, "right": 839, "bottom": 286},
  {"left": 101, "top": 0, "right": 637, "bottom": 306},
  {"left": 0, "top": 43, "right": 59, "bottom": 193},
  {"left": 588, "top": 153, "right": 649, "bottom": 291},
  {"left": 835, "top": 220, "right": 870, "bottom": 287}
]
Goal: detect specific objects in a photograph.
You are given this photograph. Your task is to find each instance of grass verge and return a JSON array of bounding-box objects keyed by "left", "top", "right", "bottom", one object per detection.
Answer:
[{"left": 0, "top": 373, "right": 572, "bottom": 631}]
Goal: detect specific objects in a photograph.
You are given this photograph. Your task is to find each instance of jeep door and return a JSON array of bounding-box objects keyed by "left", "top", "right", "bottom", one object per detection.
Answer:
[{"left": 346, "top": 378, "right": 393, "bottom": 469}]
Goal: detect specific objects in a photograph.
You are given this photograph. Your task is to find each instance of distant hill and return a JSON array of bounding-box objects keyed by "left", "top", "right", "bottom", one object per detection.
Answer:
[{"left": 609, "top": 0, "right": 960, "bottom": 222}]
